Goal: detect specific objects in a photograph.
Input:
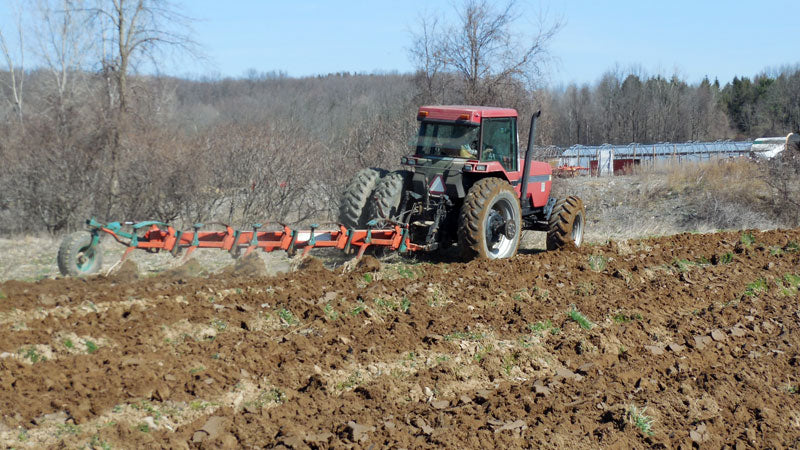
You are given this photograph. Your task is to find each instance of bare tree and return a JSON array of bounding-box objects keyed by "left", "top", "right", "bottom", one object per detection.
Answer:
[
  {"left": 0, "top": 2, "right": 25, "bottom": 124},
  {"left": 410, "top": 0, "right": 562, "bottom": 105},
  {"left": 88, "top": 0, "right": 199, "bottom": 204}
]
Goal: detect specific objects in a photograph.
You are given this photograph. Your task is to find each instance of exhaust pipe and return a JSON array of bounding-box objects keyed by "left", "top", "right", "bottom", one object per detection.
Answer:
[{"left": 519, "top": 110, "right": 542, "bottom": 208}]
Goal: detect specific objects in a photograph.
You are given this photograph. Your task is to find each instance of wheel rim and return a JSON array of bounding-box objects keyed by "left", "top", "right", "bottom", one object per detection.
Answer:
[
  {"left": 76, "top": 245, "right": 96, "bottom": 272},
  {"left": 571, "top": 212, "right": 584, "bottom": 246},
  {"left": 484, "top": 197, "right": 516, "bottom": 258}
]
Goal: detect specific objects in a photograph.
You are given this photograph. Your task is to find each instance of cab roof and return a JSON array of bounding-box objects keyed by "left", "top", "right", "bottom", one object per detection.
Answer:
[{"left": 418, "top": 105, "right": 518, "bottom": 123}]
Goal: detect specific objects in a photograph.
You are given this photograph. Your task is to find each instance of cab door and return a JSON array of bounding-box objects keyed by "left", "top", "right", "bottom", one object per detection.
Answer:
[{"left": 480, "top": 118, "right": 517, "bottom": 172}]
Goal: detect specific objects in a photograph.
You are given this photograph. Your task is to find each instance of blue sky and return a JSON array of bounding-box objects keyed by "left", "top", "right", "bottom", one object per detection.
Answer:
[{"left": 2, "top": 0, "right": 799, "bottom": 85}]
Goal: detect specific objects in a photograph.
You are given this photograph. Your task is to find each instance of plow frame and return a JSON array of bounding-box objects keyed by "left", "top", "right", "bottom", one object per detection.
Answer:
[{"left": 82, "top": 218, "right": 422, "bottom": 265}]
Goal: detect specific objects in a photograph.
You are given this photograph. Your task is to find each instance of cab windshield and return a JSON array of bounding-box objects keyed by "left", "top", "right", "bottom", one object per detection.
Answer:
[{"left": 415, "top": 122, "right": 479, "bottom": 159}]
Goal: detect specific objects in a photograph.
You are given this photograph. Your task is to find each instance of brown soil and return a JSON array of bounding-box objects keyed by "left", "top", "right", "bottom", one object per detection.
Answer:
[
  {"left": 2, "top": 228, "right": 800, "bottom": 448},
  {"left": 355, "top": 255, "right": 382, "bottom": 273},
  {"left": 220, "top": 253, "right": 268, "bottom": 278}
]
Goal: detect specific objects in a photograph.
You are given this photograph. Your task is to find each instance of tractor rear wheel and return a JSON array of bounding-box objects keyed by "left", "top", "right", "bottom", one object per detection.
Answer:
[
  {"left": 546, "top": 196, "right": 585, "bottom": 250},
  {"left": 367, "top": 170, "right": 411, "bottom": 224},
  {"left": 57, "top": 231, "right": 103, "bottom": 276},
  {"left": 458, "top": 178, "right": 522, "bottom": 259},
  {"left": 338, "top": 168, "right": 387, "bottom": 228}
]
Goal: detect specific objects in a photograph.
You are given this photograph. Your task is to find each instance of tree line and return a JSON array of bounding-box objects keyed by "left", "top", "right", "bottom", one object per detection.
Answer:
[{"left": 0, "top": 0, "right": 798, "bottom": 233}]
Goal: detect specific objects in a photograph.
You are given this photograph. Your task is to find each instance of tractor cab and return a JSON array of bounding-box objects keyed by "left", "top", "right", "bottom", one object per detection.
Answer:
[{"left": 410, "top": 106, "right": 519, "bottom": 172}]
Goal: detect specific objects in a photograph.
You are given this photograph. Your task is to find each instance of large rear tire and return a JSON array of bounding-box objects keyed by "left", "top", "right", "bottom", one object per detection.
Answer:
[
  {"left": 338, "top": 168, "right": 387, "bottom": 228},
  {"left": 57, "top": 231, "right": 103, "bottom": 276},
  {"left": 546, "top": 196, "right": 585, "bottom": 250},
  {"left": 367, "top": 170, "right": 411, "bottom": 224},
  {"left": 458, "top": 178, "right": 522, "bottom": 260}
]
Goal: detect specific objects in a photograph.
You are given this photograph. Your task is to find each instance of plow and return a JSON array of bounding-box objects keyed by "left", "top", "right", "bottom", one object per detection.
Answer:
[
  {"left": 57, "top": 218, "right": 420, "bottom": 276},
  {"left": 58, "top": 105, "right": 586, "bottom": 277}
]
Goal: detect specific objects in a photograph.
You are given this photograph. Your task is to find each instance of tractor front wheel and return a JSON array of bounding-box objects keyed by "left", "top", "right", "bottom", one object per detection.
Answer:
[
  {"left": 367, "top": 170, "right": 411, "bottom": 224},
  {"left": 546, "top": 196, "right": 585, "bottom": 250},
  {"left": 57, "top": 231, "right": 103, "bottom": 276},
  {"left": 338, "top": 168, "right": 387, "bottom": 228},
  {"left": 458, "top": 178, "right": 522, "bottom": 259}
]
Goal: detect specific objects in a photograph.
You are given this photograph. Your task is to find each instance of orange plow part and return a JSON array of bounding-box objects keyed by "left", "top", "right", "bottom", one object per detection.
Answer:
[{"left": 85, "top": 219, "right": 421, "bottom": 263}]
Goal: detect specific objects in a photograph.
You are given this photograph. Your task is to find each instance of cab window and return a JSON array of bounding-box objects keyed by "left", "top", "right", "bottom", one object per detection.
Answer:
[{"left": 481, "top": 118, "right": 516, "bottom": 171}]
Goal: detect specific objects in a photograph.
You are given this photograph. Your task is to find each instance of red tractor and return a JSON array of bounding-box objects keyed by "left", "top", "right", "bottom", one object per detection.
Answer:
[
  {"left": 57, "top": 106, "right": 584, "bottom": 276},
  {"left": 339, "top": 106, "right": 585, "bottom": 259}
]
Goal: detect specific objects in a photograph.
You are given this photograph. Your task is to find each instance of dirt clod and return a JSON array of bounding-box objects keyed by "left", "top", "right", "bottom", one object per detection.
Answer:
[{"left": 355, "top": 255, "right": 381, "bottom": 273}]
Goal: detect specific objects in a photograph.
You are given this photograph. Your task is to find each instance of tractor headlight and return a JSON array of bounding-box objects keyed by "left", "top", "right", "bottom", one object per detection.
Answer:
[{"left": 462, "top": 165, "right": 472, "bottom": 172}]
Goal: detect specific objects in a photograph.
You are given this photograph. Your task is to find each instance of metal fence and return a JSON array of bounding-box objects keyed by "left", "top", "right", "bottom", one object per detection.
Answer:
[{"left": 529, "top": 140, "right": 754, "bottom": 175}]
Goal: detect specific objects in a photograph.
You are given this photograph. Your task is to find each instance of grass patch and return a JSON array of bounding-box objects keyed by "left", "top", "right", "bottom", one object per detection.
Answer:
[
  {"left": 588, "top": 254, "right": 608, "bottom": 272},
  {"left": 567, "top": 306, "right": 594, "bottom": 330},
  {"left": 528, "top": 320, "right": 560, "bottom": 336},
  {"left": 612, "top": 312, "right": 643, "bottom": 324},
  {"left": 744, "top": 278, "right": 768, "bottom": 297},
  {"left": 627, "top": 405, "right": 655, "bottom": 436},
  {"left": 673, "top": 259, "right": 693, "bottom": 272},
  {"left": 444, "top": 330, "right": 485, "bottom": 342},
  {"left": 777, "top": 274, "right": 800, "bottom": 297},
  {"left": 336, "top": 371, "right": 362, "bottom": 390},
  {"left": 740, "top": 232, "right": 756, "bottom": 247}
]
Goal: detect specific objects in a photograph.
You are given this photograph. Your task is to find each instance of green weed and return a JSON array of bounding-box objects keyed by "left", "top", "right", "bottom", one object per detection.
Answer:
[
  {"left": 444, "top": 331, "right": 485, "bottom": 342},
  {"left": 770, "top": 246, "right": 784, "bottom": 256},
  {"left": 396, "top": 265, "right": 417, "bottom": 279},
  {"left": 211, "top": 319, "right": 227, "bottom": 332},
  {"left": 336, "top": 371, "right": 362, "bottom": 390},
  {"left": 720, "top": 252, "right": 734, "bottom": 264},
  {"left": 189, "top": 400, "right": 217, "bottom": 410},
  {"left": 786, "top": 241, "right": 800, "bottom": 252},
  {"left": 136, "top": 423, "right": 150, "bottom": 433},
  {"left": 362, "top": 273, "right": 373, "bottom": 283},
  {"left": 740, "top": 232, "right": 756, "bottom": 246},
  {"left": 22, "top": 347, "right": 43, "bottom": 363},
  {"left": 189, "top": 366, "right": 205, "bottom": 375},
  {"left": 89, "top": 435, "right": 112, "bottom": 450},
  {"left": 0, "top": 290, "right": 6, "bottom": 300},
  {"left": 673, "top": 259, "right": 692, "bottom": 272},
  {"left": 85, "top": 340, "right": 98, "bottom": 354},
  {"left": 277, "top": 308, "right": 298, "bottom": 325},
  {"left": 63, "top": 339, "right": 74, "bottom": 349},
  {"left": 744, "top": 278, "right": 768, "bottom": 297},
  {"left": 400, "top": 297, "right": 411, "bottom": 313},
  {"left": 627, "top": 405, "right": 655, "bottom": 436},
  {"left": 588, "top": 254, "right": 608, "bottom": 272},
  {"left": 17, "top": 429, "right": 28, "bottom": 441},
  {"left": 612, "top": 312, "right": 643, "bottom": 324},
  {"left": 568, "top": 306, "right": 594, "bottom": 330},
  {"left": 56, "top": 423, "right": 81, "bottom": 437},
  {"left": 350, "top": 301, "right": 366, "bottom": 317},
  {"left": 473, "top": 344, "right": 494, "bottom": 362},
  {"left": 528, "top": 320, "right": 559, "bottom": 336},
  {"left": 323, "top": 303, "right": 339, "bottom": 321}
]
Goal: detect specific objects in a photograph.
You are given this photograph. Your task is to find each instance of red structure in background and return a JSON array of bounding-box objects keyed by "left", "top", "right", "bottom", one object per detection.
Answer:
[{"left": 589, "top": 158, "right": 640, "bottom": 176}]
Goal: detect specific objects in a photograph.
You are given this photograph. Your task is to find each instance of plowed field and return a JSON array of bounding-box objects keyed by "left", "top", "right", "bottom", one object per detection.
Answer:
[{"left": 2, "top": 228, "right": 800, "bottom": 448}]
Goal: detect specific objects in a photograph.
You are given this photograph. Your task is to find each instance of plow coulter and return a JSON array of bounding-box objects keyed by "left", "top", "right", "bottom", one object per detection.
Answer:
[{"left": 57, "top": 218, "right": 420, "bottom": 276}]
